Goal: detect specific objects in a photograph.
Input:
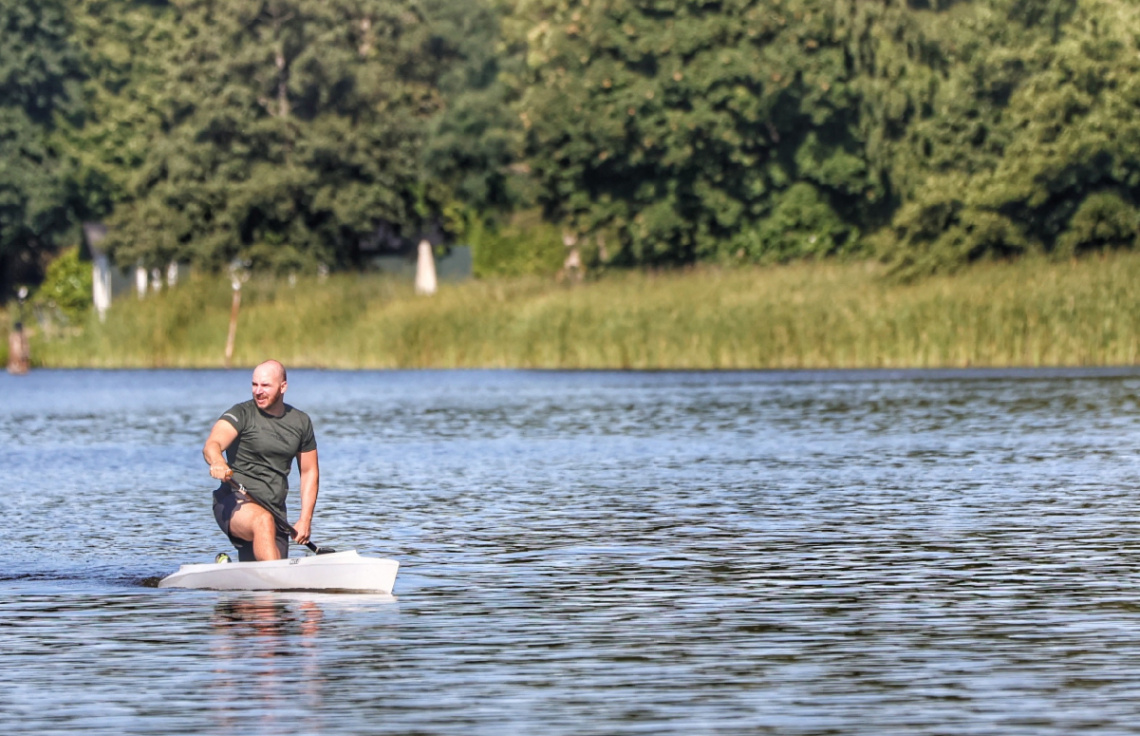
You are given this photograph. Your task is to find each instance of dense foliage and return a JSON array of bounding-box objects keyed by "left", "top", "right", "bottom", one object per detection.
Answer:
[
  {"left": 5, "top": 0, "right": 1140, "bottom": 292},
  {"left": 99, "top": 0, "right": 498, "bottom": 273},
  {"left": 505, "top": 0, "right": 1140, "bottom": 275},
  {"left": 34, "top": 245, "right": 91, "bottom": 323},
  {"left": 0, "top": 0, "right": 83, "bottom": 289},
  {"left": 506, "top": 0, "right": 867, "bottom": 266}
]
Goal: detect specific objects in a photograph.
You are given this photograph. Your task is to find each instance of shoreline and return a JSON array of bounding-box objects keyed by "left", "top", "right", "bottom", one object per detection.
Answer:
[
  {"left": 7, "top": 365, "right": 1140, "bottom": 378},
  {"left": 10, "top": 255, "right": 1140, "bottom": 371}
]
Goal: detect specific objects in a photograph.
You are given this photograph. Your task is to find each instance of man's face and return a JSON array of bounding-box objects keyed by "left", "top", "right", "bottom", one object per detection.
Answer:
[{"left": 251, "top": 366, "right": 286, "bottom": 411}]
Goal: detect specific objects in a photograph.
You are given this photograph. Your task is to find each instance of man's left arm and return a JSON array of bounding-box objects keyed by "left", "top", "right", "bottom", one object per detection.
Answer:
[{"left": 293, "top": 448, "right": 319, "bottom": 545}]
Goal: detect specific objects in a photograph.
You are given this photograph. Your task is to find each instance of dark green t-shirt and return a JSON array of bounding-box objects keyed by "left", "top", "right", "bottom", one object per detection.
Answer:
[{"left": 220, "top": 399, "right": 317, "bottom": 512}]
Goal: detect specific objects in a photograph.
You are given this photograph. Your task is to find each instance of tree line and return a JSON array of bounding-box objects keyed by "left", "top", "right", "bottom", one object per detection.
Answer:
[{"left": 3, "top": 0, "right": 1138, "bottom": 295}]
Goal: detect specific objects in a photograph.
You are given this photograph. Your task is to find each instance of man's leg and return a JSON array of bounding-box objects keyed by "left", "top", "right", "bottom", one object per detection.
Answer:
[{"left": 227, "top": 501, "right": 282, "bottom": 561}]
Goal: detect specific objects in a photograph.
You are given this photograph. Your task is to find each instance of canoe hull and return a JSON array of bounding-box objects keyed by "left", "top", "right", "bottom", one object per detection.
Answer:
[{"left": 158, "top": 550, "right": 398, "bottom": 593}]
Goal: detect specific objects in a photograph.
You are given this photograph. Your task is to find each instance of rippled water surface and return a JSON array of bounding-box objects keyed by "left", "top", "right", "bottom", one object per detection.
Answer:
[{"left": 5, "top": 368, "right": 1140, "bottom": 735}]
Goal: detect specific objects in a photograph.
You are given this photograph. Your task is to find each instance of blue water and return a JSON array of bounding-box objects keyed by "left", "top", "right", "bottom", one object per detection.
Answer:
[{"left": 4, "top": 368, "right": 1140, "bottom": 734}]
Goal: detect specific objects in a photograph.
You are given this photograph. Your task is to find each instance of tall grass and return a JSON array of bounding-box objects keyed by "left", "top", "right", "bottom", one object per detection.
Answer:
[{"left": 24, "top": 253, "right": 1140, "bottom": 369}]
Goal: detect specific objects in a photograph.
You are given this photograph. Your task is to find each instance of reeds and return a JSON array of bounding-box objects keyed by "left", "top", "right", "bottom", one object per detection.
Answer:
[{"left": 24, "top": 253, "right": 1140, "bottom": 369}]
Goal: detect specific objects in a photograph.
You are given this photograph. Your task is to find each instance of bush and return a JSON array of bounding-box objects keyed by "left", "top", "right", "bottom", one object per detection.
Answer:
[
  {"left": 470, "top": 210, "right": 566, "bottom": 278},
  {"left": 728, "top": 183, "right": 858, "bottom": 264},
  {"left": 876, "top": 174, "right": 1034, "bottom": 281},
  {"left": 1054, "top": 191, "right": 1140, "bottom": 259},
  {"left": 34, "top": 247, "right": 92, "bottom": 325}
]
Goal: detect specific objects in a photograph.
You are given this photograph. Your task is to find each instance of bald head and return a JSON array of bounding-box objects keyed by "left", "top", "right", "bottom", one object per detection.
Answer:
[
  {"left": 251, "top": 360, "right": 288, "bottom": 415},
  {"left": 255, "top": 359, "right": 287, "bottom": 382}
]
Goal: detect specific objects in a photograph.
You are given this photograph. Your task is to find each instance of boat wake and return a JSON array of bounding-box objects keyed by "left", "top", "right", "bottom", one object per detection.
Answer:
[{"left": 0, "top": 568, "right": 175, "bottom": 589}]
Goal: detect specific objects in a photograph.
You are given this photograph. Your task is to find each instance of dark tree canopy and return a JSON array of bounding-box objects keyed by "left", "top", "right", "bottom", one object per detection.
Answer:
[
  {"left": 101, "top": 0, "right": 465, "bottom": 272},
  {"left": 6, "top": 0, "right": 1140, "bottom": 285},
  {"left": 0, "top": 0, "right": 83, "bottom": 291}
]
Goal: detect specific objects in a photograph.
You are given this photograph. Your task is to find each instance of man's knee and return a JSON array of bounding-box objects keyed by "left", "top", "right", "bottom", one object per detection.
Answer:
[
  {"left": 251, "top": 510, "right": 276, "bottom": 537},
  {"left": 230, "top": 504, "right": 277, "bottom": 541}
]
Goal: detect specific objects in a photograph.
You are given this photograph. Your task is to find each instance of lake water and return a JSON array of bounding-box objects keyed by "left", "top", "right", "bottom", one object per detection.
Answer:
[{"left": 4, "top": 368, "right": 1140, "bottom": 735}]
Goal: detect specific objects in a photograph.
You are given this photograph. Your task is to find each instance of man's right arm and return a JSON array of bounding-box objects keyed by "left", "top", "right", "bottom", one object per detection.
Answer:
[{"left": 203, "top": 420, "right": 239, "bottom": 481}]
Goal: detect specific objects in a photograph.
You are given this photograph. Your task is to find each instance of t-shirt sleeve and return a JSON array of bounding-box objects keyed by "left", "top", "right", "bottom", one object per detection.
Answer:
[
  {"left": 219, "top": 403, "right": 247, "bottom": 431},
  {"left": 299, "top": 415, "right": 317, "bottom": 453}
]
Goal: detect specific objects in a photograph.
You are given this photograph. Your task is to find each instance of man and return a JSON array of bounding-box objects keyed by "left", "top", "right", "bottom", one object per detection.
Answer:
[{"left": 203, "top": 359, "right": 319, "bottom": 561}]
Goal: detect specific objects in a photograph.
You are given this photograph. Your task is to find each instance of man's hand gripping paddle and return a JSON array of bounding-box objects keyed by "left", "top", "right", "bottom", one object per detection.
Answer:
[{"left": 231, "top": 480, "right": 335, "bottom": 555}]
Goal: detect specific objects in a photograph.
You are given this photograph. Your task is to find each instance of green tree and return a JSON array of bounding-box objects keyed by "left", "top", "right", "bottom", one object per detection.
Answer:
[
  {"left": 505, "top": 0, "right": 1140, "bottom": 277},
  {"left": 103, "top": 0, "right": 473, "bottom": 273},
  {"left": 57, "top": 0, "right": 171, "bottom": 223},
  {"left": 980, "top": 0, "right": 1140, "bottom": 256},
  {"left": 857, "top": 0, "right": 1140, "bottom": 278},
  {"left": 0, "top": 0, "right": 83, "bottom": 292},
  {"left": 421, "top": 0, "right": 524, "bottom": 219},
  {"left": 33, "top": 244, "right": 92, "bottom": 323},
  {"left": 505, "top": 0, "right": 869, "bottom": 267}
]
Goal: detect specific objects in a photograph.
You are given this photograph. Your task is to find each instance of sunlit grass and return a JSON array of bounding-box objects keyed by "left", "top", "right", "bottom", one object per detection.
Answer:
[{"left": 23, "top": 253, "right": 1140, "bottom": 369}]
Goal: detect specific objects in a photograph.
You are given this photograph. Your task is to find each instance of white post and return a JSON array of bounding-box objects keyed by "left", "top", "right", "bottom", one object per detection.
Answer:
[
  {"left": 166, "top": 262, "right": 179, "bottom": 287},
  {"left": 415, "top": 239, "right": 437, "bottom": 296},
  {"left": 224, "top": 262, "right": 249, "bottom": 369},
  {"left": 135, "top": 265, "right": 148, "bottom": 298},
  {"left": 83, "top": 222, "right": 112, "bottom": 318},
  {"left": 92, "top": 254, "right": 112, "bottom": 322},
  {"left": 224, "top": 280, "right": 241, "bottom": 369}
]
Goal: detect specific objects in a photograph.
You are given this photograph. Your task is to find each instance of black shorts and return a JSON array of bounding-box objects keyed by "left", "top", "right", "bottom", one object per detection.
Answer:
[{"left": 212, "top": 485, "right": 289, "bottom": 562}]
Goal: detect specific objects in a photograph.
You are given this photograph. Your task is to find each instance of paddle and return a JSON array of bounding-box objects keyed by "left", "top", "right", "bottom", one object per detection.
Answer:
[{"left": 231, "top": 480, "right": 336, "bottom": 555}]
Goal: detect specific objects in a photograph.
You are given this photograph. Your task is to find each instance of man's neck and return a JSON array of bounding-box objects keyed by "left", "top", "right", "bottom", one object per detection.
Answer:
[{"left": 260, "top": 401, "right": 286, "bottom": 418}]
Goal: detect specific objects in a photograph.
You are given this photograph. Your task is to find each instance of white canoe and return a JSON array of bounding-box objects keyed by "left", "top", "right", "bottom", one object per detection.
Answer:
[{"left": 158, "top": 550, "right": 399, "bottom": 593}]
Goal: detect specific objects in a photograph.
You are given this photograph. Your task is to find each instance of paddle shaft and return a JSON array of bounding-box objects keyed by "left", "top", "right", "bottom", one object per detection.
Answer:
[{"left": 231, "top": 481, "right": 333, "bottom": 555}]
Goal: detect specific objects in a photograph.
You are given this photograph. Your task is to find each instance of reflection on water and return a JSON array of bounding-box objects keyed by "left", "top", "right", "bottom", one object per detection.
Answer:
[
  {"left": 212, "top": 595, "right": 324, "bottom": 636},
  {"left": 4, "top": 368, "right": 1140, "bottom": 735},
  {"left": 209, "top": 597, "right": 325, "bottom": 735}
]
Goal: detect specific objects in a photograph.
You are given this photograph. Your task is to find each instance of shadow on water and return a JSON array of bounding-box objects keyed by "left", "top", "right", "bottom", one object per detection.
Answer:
[{"left": 0, "top": 568, "right": 167, "bottom": 588}]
